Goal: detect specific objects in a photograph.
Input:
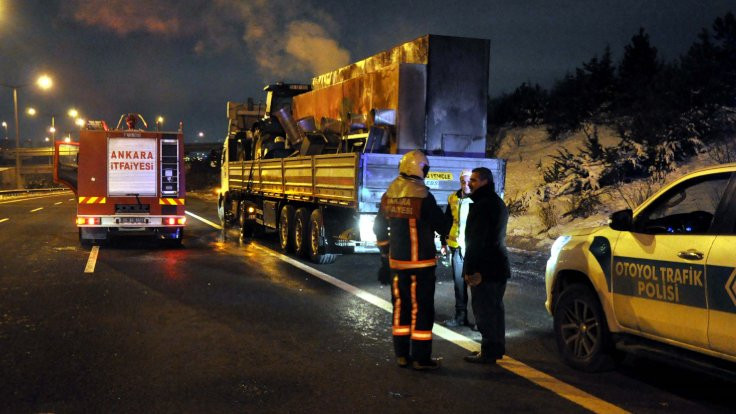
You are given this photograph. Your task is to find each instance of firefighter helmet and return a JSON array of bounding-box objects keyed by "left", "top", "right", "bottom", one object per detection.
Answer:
[{"left": 399, "top": 150, "right": 430, "bottom": 179}]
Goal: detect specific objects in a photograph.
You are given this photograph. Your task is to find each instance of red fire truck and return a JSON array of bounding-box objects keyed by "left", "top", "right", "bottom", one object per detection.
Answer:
[{"left": 54, "top": 114, "right": 186, "bottom": 246}]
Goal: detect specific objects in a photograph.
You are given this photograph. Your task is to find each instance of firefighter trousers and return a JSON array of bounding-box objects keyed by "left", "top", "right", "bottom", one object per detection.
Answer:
[{"left": 390, "top": 267, "right": 436, "bottom": 363}]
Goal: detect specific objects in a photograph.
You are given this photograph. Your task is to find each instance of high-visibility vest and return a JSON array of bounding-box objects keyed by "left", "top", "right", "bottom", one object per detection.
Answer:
[{"left": 446, "top": 191, "right": 472, "bottom": 249}]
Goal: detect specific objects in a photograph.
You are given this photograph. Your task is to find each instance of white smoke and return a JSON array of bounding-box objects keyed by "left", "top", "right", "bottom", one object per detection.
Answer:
[{"left": 68, "top": 0, "right": 351, "bottom": 78}]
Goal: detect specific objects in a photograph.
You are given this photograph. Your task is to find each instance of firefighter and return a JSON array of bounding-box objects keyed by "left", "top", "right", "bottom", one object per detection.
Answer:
[
  {"left": 373, "top": 150, "right": 451, "bottom": 371},
  {"left": 440, "top": 169, "right": 474, "bottom": 328}
]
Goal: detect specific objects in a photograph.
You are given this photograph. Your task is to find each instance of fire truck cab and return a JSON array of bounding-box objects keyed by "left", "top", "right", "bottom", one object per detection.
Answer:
[{"left": 54, "top": 116, "right": 186, "bottom": 246}]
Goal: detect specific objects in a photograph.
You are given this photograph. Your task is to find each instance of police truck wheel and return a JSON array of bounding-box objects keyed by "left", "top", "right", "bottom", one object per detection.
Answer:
[
  {"left": 553, "top": 284, "right": 614, "bottom": 372},
  {"left": 279, "top": 204, "right": 295, "bottom": 252},
  {"left": 293, "top": 207, "right": 310, "bottom": 258},
  {"left": 308, "top": 208, "right": 336, "bottom": 264}
]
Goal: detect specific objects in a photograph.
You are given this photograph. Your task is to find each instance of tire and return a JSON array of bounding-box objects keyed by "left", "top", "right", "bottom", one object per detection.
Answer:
[
  {"left": 238, "top": 202, "right": 262, "bottom": 241},
  {"left": 553, "top": 284, "right": 615, "bottom": 372},
  {"left": 279, "top": 204, "right": 295, "bottom": 252},
  {"left": 308, "top": 208, "right": 336, "bottom": 264},
  {"left": 293, "top": 207, "right": 310, "bottom": 258}
]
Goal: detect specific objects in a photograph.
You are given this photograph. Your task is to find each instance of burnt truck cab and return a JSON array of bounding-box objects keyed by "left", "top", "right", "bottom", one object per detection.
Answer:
[{"left": 54, "top": 117, "right": 186, "bottom": 245}]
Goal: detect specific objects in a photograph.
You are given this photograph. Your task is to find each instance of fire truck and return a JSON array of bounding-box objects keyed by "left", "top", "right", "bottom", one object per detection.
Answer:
[
  {"left": 54, "top": 114, "right": 186, "bottom": 246},
  {"left": 219, "top": 35, "right": 506, "bottom": 264}
]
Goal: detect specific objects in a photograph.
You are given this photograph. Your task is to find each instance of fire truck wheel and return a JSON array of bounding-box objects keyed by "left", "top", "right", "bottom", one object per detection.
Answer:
[
  {"left": 293, "top": 207, "right": 310, "bottom": 258},
  {"left": 308, "top": 209, "right": 336, "bottom": 264},
  {"left": 279, "top": 204, "right": 295, "bottom": 253}
]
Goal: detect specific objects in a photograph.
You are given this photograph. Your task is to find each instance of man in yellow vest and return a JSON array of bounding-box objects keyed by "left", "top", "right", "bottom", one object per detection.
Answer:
[{"left": 441, "top": 169, "right": 474, "bottom": 328}]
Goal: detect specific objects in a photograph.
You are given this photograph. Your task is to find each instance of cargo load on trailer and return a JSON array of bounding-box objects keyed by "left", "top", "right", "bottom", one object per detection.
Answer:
[
  {"left": 218, "top": 35, "right": 506, "bottom": 264},
  {"left": 54, "top": 114, "right": 186, "bottom": 246}
]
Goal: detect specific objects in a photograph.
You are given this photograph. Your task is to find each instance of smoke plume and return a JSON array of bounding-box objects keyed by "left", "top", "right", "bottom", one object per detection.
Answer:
[{"left": 67, "top": 0, "right": 351, "bottom": 78}]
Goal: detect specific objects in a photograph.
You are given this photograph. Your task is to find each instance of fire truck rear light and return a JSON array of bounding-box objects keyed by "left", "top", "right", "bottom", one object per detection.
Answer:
[
  {"left": 167, "top": 217, "right": 176, "bottom": 225},
  {"left": 77, "top": 217, "right": 100, "bottom": 225},
  {"left": 176, "top": 217, "right": 186, "bottom": 225}
]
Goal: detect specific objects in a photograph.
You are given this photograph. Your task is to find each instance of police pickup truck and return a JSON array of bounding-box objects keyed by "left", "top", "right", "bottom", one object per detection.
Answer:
[{"left": 545, "top": 163, "right": 736, "bottom": 372}]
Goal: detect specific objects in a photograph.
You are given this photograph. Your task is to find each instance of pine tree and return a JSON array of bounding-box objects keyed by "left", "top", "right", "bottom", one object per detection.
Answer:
[{"left": 616, "top": 28, "right": 661, "bottom": 115}]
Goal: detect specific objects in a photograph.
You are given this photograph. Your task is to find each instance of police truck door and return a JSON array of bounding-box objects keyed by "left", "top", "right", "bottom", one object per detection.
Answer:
[
  {"left": 611, "top": 172, "right": 729, "bottom": 348},
  {"left": 704, "top": 174, "right": 736, "bottom": 356}
]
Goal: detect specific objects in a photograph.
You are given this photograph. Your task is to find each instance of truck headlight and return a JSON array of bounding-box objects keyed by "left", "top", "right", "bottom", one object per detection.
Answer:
[{"left": 359, "top": 214, "right": 376, "bottom": 242}]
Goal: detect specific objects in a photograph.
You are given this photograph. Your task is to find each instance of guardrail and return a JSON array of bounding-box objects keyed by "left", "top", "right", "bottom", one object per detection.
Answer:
[{"left": 0, "top": 187, "right": 69, "bottom": 200}]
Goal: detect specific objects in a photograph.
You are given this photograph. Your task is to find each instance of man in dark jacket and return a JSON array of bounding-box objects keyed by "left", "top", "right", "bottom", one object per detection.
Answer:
[
  {"left": 462, "top": 167, "right": 510, "bottom": 364},
  {"left": 374, "top": 150, "right": 452, "bottom": 371}
]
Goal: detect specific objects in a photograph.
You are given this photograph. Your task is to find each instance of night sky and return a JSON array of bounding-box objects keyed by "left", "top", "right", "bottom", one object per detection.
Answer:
[{"left": 0, "top": 0, "right": 733, "bottom": 144}]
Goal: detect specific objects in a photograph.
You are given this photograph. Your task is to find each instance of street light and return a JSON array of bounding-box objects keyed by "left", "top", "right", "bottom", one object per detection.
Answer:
[
  {"left": 198, "top": 131, "right": 205, "bottom": 138},
  {"left": 0, "top": 74, "right": 54, "bottom": 188},
  {"left": 67, "top": 108, "right": 78, "bottom": 119},
  {"left": 156, "top": 116, "right": 164, "bottom": 131},
  {"left": 2, "top": 121, "right": 7, "bottom": 141},
  {"left": 26, "top": 106, "right": 56, "bottom": 144}
]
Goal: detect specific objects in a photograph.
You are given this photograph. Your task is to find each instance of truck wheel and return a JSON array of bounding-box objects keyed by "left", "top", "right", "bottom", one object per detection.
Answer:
[
  {"left": 308, "top": 208, "right": 336, "bottom": 264},
  {"left": 553, "top": 284, "right": 614, "bottom": 372},
  {"left": 293, "top": 207, "right": 310, "bottom": 258},
  {"left": 279, "top": 204, "right": 295, "bottom": 252}
]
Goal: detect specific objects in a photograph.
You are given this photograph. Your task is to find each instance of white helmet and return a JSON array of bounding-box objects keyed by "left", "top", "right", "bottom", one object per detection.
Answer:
[{"left": 399, "top": 150, "right": 430, "bottom": 179}]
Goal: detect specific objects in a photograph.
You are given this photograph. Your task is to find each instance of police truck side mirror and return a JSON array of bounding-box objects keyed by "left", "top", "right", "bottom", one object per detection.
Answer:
[{"left": 609, "top": 209, "right": 633, "bottom": 231}]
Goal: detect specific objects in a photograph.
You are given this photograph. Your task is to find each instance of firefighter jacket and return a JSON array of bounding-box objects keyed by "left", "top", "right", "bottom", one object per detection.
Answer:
[
  {"left": 440, "top": 190, "right": 473, "bottom": 249},
  {"left": 373, "top": 175, "right": 451, "bottom": 270}
]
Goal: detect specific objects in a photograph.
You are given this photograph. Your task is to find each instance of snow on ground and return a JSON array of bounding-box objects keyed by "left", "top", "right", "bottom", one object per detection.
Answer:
[{"left": 497, "top": 126, "right": 726, "bottom": 253}]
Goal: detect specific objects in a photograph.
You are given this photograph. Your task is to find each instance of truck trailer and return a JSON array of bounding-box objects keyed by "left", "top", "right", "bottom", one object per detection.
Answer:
[
  {"left": 54, "top": 115, "right": 186, "bottom": 246},
  {"left": 218, "top": 35, "right": 505, "bottom": 264}
]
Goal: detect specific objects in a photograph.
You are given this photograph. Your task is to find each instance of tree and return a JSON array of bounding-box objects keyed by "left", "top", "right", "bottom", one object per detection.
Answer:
[
  {"left": 489, "top": 82, "right": 548, "bottom": 127},
  {"left": 581, "top": 46, "right": 616, "bottom": 121},
  {"left": 616, "top": 28, "right": 661, "bottom": 114}
]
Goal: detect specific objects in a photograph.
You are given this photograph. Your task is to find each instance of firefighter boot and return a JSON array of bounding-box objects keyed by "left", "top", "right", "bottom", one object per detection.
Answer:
[{"left": 412, "top": 357, "right": 442, "bottom": 371}]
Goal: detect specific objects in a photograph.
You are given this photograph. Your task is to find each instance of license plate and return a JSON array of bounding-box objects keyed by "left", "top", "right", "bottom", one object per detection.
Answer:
[{"left": 120, "top": 217, "right": 147, "bottom": 224}]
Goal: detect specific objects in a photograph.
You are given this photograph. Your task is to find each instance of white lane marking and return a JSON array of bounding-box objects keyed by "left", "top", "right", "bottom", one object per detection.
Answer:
[
  {"left": 84, "top": 246, "right": 100, "bottom": 273},
  {"left": 0, "top": 193, "right": 70, "bottom": 205},
  {"left": 187, "top": 211, "right": 628, "bottom": 414},
  {"left": 185, "top": 210, "right": 222, "bottom": 229},
  {"left": 54, "top": 201, "right": 63, "bottom": 205},
  {"left": 0, "top": 218, "right": 8, "bottom": 223},
  {"left": 30, "top": 207, "right": 43, "bottom": 212}
]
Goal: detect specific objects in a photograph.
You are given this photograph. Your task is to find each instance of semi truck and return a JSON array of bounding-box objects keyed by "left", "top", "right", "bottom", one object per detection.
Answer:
[
  {"left": 218, "top": 35, "right": 506, "bottom": 263},
  {"left": 54, "top": 114, "right": 186, "bottom": 246}
]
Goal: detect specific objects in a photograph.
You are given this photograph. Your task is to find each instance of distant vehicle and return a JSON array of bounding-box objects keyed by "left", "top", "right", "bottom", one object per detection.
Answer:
[
  {"left": 545, "top": 164, "right": 736, "bottom": 373},
  {"left": 218, "top": 35, "right": 505, "bottom": 264},
  {"left": 54, "top": 114, "right": 186, "bottom": 246}
]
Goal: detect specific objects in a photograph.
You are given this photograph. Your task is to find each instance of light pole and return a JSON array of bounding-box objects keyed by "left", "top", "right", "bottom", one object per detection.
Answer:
[
  {"left": 1, "top": 121, "right": 7, "bottom": 143},
  {"left": 156, "top": 116, "right": 164, "bottom": 131},
  {"left": 1, "top": 74, "right": 53, "bottom": 188}
]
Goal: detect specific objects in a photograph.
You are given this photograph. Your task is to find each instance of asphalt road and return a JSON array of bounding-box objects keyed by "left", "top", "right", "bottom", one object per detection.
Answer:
[{"left": 0, "top": 192, "right": 732, "bottom": 413}]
